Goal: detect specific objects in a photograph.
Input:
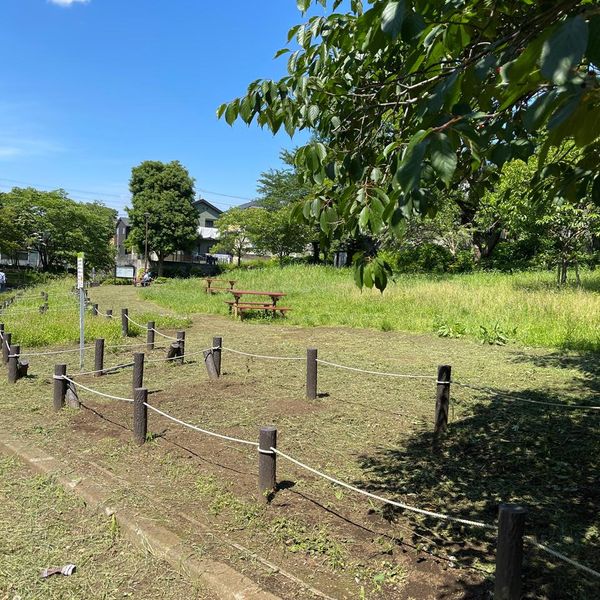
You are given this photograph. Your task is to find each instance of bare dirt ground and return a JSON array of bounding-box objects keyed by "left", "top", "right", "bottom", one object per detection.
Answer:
[{"left": 1, "top": 284, "right": 598, "bottom": 599}]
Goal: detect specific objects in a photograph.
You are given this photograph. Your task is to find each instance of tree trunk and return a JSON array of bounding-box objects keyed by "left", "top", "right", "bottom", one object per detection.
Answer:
[
  {"left": 311, "top": 241, "right": 320, "bottom": 263},
  {"left": 157, "top": 253, "right": 164, "bottom": 277}
]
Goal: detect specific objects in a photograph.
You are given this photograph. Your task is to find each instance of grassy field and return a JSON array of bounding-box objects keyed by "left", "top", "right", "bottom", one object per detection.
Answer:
[
  {"left": 0, "top": 279, "right": 189, "bottom": 347},
  {"left": 141, "top": 266, "right": 600, "bottom": 353},
  {"left": 1, "top": 282, "right": 598, "bottom": 599},
  {"left": 0, "top": 456, "right": 211, "bottom": 599}
]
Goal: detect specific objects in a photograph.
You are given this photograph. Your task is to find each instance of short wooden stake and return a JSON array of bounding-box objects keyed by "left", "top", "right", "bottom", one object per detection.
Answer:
[
  {"left": 92, "top": 303, "right": 99, "bottom": 316},
  {"left": 53, "top": 364, "right": 67, "bottom": 411},
  {"left": 434, "top": 365, "right": 451, "bottom": 436},
  {"left": 132, "top": 352, "right": 145, "bottom": 392},
  {"left": 94, "top": 338, "right": 105, "bottom": 377},
  {"left": 495, "top": 504, "right": 527, "bottom": 600},
  {"left": 203, "top": 349, "right": 219, "bottom": 380},
  {"left": 212, "top": 336, "right": 222, "bottom": 377},
  {"left": 259, "top": 426, "right": 277, "bottom": 501},
  {"left": 121, "top": 308, "right": 129, "bottom": 337},
  {"left": 7, "top": 344, "right": 20, "bottom": 384},
  {"left": 106, "top": 309, "right": 113, "bottom": 319},
  {"left": 147, "top": 321, "right": 155, "bottom": 351},
  {"left": 306, "top": 348, "right": 318, "bottom": 399},
  {"left": 2, "top": 332, "right": 11, "bottom": 364},
  {"left": 176, "top": 331, "right": 185, "bottom": 364},
  {"left": 133, "top": 387, "right": 148, "bottom": 445}
]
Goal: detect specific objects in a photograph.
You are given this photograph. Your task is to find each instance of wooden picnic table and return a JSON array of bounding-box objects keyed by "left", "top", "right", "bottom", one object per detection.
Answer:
[
  {"left": 204, "top": 278, "right": 236, "bottom": 293},
  {"left": 226, "top": 290, "right": 288, "bottom": 318}
]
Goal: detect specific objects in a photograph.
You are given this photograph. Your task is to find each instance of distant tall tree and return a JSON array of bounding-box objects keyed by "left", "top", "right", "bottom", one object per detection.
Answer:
[
  {"left": 212, "top": 207, "right": 260, "bottom": 265},
  {"left": 0, "top": 188, "right": 116, "bottom": 271},
  {"left": 127, "top": 161, "right": 199, "bottom": 276}
]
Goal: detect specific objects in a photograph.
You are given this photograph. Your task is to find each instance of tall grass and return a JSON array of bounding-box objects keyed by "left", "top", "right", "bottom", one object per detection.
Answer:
[
  {"left": 0, "top": 279, "right": 188, "bottom": 347},
  {"left": 141, "top": 266, "right": 600, "bottom": 353}
]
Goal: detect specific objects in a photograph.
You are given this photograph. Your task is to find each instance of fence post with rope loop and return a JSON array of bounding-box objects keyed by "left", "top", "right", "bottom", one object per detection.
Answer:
[
  {"left": 132, "top": 352, "right": 145, "bottom": 394},
  {"left": 434, "top": 365, "right": 452, "bottom": 438},
  {"left": 495, "top": 504, "right": 527, "bottom": 600},
  {"left": 7, "top": 344, "right": 20, "bottom": 384},
  {"left": 133, "top": 387, "right": 148, "bottom": 445},
  {"left": 94, "top": 339, "right": 105, "bottom": 377},
  {"left": 306, "top": 348, "right": 318, "bottom": 400},
  {"left": 53, "top": 364, "right": 67, "bottom": 411},
  {"left": 176, "top": 331, "right": 185, "bottom": 365},
  {"left": 212, "top": 336, "right": 222, "bottom": 377},
  {"left": 2, "top": 332, "right": 12, "bottom": 365},
  {"left": 203, "top": 348, "right": 219, "bottom": 380},
  {"left": 106, "top": 309, "right": 113, "bottom": 320},
  {"left": 121, "top": 308, "right": 129, "bottom": 337},
  {"left": 92, "top": 303, "right": 98, "bottom": 317},
  {"left": 259, "top": 426, "right": 277, "bottom": 502},
  {"left": 146, "top": 321, "right": 155, "bottom": 351}
]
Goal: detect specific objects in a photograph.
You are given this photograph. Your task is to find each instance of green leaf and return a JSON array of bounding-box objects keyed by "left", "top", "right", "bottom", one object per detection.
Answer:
[
  {"left": 216, "top": 103, "right": 227, "bottom": 119},
  {"left": 224, "top": 101, "right": 239, "bottom": 126},
  {"left": 429, "top": 133, "right": 456, "bottom": 186},
  {"left": 587, "top": 16, "right": 600, "bottom": 67},
  {"left": 307, "top": 105, "right": 320, "bottom": 125},
  {"left": 296, "top": 0, "right": 310, "bottom": 13},
  {"left": 358, "top": 205, "right": 369, "bottom": 232},
  {"left": 540, "top": 16, "right": 588, "bottom": 85},
  {"left": 381, "top": 1, "right": 405, "bottom": 39},
  {"left": 390, "top": 208, "right": 406, "bottom": 237},
  {"left": 523, "top": 90, "right": 559, "bottom": 132},
  {"left": 396, "top": 131, "right": 429, "bottom": 192}
]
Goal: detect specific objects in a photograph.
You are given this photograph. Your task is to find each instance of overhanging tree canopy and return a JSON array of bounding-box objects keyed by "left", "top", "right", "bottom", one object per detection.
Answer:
[{"left": 220, "top": 0, "right": 600, "bottom": 289}]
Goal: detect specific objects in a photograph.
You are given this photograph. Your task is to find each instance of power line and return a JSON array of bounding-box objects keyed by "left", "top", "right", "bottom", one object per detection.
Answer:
[{"left": 198, "top": 188, "right": 255, "bottom": 202}]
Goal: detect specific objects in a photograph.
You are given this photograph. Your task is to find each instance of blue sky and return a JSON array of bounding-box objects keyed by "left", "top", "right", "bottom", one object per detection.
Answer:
[{"left": 0, "top": 0, "right": 323, "bottom": 214}]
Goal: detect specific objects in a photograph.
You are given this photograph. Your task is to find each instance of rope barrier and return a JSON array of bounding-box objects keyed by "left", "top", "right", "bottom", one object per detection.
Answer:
[
  {"left": 271, "top": 447, "right": 495, "bottom": 529},
  {"left": 525, "top": 536, "right": 600, "bottom": 579},
  {"left": 58, "top": 376, "right": 134, "bottom": 403},
  {"left": 151, "top": 328, "right": 179, "bottom": 341},
  {"left": 19, "top": 345, "right": 95, "bottom": 357},
  {"left": 71, "top": 362, "right": 136, "bottom": 377},
  {"left": 123, "top": 313, "right": 147, "bottom": 329},
  {"left": 143, "top": 403, "right": 258, "bottom": 447},
  {"left": 144, "top": 348, "right": 213, "bottom": 364},
  {"left": 316, "top": 359, "right": 436, "bottom": 380},
  {"left": 221, "top": 347, "right": 305, "bottom": 361},
  {"left": 453, "top": 380, "right": 600, "bottom": 411}
]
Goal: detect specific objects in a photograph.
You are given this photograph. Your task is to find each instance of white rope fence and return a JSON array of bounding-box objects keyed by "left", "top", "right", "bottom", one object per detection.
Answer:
[
  {"left": 271, "top": 447, "right": 494, "bottom": 529},
  {"left": 143, "top": 403, "right": 258, "bottom": 447},
  {"left": 525, "top": 536, "right": 600, "bottom": 579},
  {"left": 58, "top": 375, "right": 134, "bottom": 403},
  {"left": 123, "top": 313, "right": 180, "bottom": 341},
  {"left": 222, "top": 346, "right": 305, "bottom": 361},
  {"left": 316, "top": 359, "right": 437, "bottom": 381},
  {"left": 453, "top": 380, "right": 600, "bottom": 411}
]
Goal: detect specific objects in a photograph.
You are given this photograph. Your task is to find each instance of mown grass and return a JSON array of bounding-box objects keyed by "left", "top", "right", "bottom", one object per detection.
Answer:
[
  {"left": 140, "top": 265, "right": 600, "bottom": 353},
  {"left": 0, "top": 456, "right": 209, "bottom": 599},
  {"left": 0, "top": 279, "right": 189, "bottom": 347}
]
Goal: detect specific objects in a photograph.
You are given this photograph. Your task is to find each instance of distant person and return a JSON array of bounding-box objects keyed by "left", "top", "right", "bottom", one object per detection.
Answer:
[
  {"left": 0, "top": 270, "right": 5, "bottom": 292},
  {"left": 141, "top": 271, "right": 152, "bottom": 287}
]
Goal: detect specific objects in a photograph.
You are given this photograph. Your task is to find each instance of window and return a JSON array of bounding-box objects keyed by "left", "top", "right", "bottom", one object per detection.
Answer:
[{"left": 205, "top": 219, "right": 215, "bottom": 227}]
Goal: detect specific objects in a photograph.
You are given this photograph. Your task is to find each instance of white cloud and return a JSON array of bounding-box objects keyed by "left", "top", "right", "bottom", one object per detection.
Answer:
[{"left": 48, "top": 0, "right": 90, "bottom": 6}]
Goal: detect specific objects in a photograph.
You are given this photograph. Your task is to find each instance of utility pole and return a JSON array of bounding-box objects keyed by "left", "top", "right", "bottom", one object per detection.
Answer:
[{"left": 144, "top": 212, "right": 150, "bottom": 273}]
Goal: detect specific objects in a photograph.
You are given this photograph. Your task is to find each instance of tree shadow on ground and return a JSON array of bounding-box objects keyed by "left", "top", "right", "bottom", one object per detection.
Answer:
[
  {"left": 509, "top": 349, "right": 600, "bottom": 395},
  {"left": 356, "top": 388, "right": 600, "bottom": 600}
]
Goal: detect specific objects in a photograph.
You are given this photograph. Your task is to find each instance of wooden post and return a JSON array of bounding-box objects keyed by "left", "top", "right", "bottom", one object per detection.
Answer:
[
  {"left": 203, "top": 349, "right": 219, "bottom": 380},
  {"left": 133, "top": 387, "right": 148, "bottom": 445},
  {"left": 2, "top": 332, "right": 11, "bottom": 365},
  {"left": 495, "top": 504, "right": 527, "bottom": 600},
  {"left": 434, "top": 365, "right": 451, "bottom": 436},
  {"left": 94, "top": 338, "right": 105, "bottom": 377},
  {"left": 259, "top": 426, "right": 277, "bottom": 501},
  {"left": 132, "top": 352, "right": 145, "bottom": 392},
  {"left": 7, "top": 345, "right": 19, "bottom": 384},
  {"left": 121, "top": 308, "right": 129, "bottom": 337},
  {"left": 53, "top": 364, "right": 67, "bottom": 411},
  {"left": 212, "top": 336, "right": 222, "bottom": 377},
  {"left": 176, "top": 331, "right": 185, "bottom": 364},
  {"left": 306, "top": 348, "right": 318, "bottom": 399},
  {"left": 106, "top": 309, "right": 113, "bottom": 319},
  {"left": 92, "top": 303, "right": 99, "bottom": 316},
  {"left": 147, "top": 321, "right": 155, "bottom": 351}
]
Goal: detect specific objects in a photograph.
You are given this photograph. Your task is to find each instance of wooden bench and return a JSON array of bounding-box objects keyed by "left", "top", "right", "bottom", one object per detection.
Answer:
[
  {"left": 204, "top": 278, "right": 236, "bottom": 294},
  {"left": 234, "top": 304, "right": 292, "bottom": 319}
]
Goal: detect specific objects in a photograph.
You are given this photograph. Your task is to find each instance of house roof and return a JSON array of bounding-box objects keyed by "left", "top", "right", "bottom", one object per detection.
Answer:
[
  {"left": 193, "top": 197, "right": 223, "bottom": 215},
  {"left": 116, "top": 217, "right": 129, "bottom": 226},
  {"left": 237, "top": 200, "right": 260, "bottom": 210}
]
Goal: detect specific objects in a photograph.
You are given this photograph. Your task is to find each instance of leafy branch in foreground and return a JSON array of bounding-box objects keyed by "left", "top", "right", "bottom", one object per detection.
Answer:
[{"left": 219, "top": 0, "right": 600, "bottom": 290}]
